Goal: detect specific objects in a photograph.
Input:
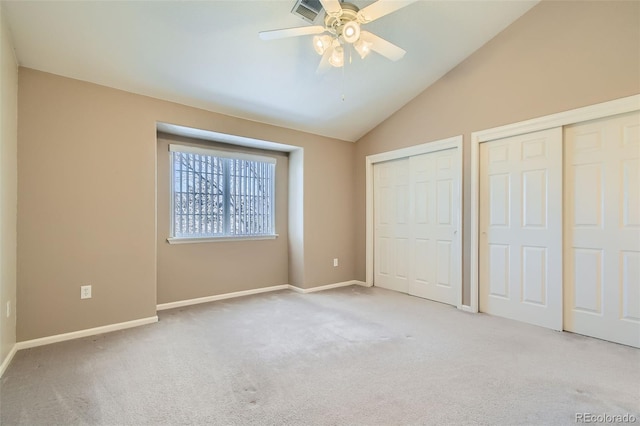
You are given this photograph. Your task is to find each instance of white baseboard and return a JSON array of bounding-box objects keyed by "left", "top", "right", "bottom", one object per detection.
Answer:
[
  {"left": 290, "top": 280, "right": 368, "bottom": 293},
  {"left": 156, "top": 284, "right": 291, "bottom": 311},
  {"left": 158, "top": 280, "right": 369, "bottom": 310},
  {"left": 0, "top": 344, "right": 18, "bottom": 378},
  {"left": 459, "top": 305, "right": 477, "bottom": 313},
  {"left": 15, "top": 316, "right": 159, "bottom": 351}
]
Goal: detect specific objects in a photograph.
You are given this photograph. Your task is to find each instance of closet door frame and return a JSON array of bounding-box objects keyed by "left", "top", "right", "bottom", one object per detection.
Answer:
[
  {"left": 366, "top": 135, "right": 464, "bottom": 308},
  {"left": 469, "top": 94, "right": 640, "bottom": 313}
]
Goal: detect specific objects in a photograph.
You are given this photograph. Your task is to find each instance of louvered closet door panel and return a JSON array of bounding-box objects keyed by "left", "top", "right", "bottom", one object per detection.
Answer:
[
  {"left": 564, "top": 111, "right": 640, "bottom": 348},
  {"left": 479, "top": 128, "right": 563, "bottom": 330},
  {"left": 374, "top": 158, "right": 410, "bottom": 293}
]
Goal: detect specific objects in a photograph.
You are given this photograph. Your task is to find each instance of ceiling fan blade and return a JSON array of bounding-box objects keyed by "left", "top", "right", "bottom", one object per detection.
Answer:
[
  {"left": 259, "top": 26, "right": 325, "bottom": 41},
  {"left": 361, "top": 31, "right": 406, "bottom": 61},
  {"left": 316, "top": 47, "right": 334, "bottom": 74},
  {"left": 319, "top": 0, "right": 343, "bottom": 16},
  {"left": 357, "top": 0, "right": 418, "bottom": 23}
]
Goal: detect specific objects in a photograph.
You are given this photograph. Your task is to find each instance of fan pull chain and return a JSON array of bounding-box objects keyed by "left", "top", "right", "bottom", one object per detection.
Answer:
[
  {"left": 341, "top": 45, "right": 352, "bottom": 102},
  {"left": 342, "top": 69, "right": 346, "bottom": 102}
]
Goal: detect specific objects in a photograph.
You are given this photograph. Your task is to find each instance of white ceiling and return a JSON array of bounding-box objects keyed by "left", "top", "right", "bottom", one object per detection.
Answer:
[{"left": 2, "top": 0, "right": 538, "bottom": 142}]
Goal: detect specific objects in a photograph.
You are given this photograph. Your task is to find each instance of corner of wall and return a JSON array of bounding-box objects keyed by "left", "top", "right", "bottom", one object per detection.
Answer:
[
  {"left": 0, "top": 2, "right": 19, "bottom": 372},
  {"left": 288, "top": 148, "right": 304, "bottom": 287}
]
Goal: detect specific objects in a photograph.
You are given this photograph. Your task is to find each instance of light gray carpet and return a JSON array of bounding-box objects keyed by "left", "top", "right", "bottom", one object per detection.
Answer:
[{"left": 1, "top": 285, "right": 639, "bottom": 425}]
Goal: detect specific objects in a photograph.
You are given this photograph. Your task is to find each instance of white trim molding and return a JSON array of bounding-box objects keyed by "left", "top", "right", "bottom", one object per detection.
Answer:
[
  {"left": 290, "top": 280, "right": 368, "bottom": 294},
  {"left": 15, "top": 316, "right": 159, "bottom": 351},
  {"left": 157, "top": 281, "right": 369, "bottom": 310},
  {"left": 365, "top": 136, "right": 464, "bottom": 309},
  {"left": 157, "top": 284, "right": 290, "bottom": 310},
  {"left": 473, "top": 95, "right": 640, "bottom": 143},
  {"left": 469, "top": 94, "right": 640, "bottom": 313},
  {"left": 0, "top": 344, "right": 18, "bottom": 378},
  {"left": 167, "top": 234, "right": 278, "bottom": 244}
]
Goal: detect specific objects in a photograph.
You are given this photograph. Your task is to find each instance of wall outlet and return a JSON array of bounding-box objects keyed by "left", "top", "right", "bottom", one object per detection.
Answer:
[
  {"left": 6, "top": 301, "right": 10, "bottom": 318},
  {"left": 81, "top": 285, "right": 92, "bottom": 299},
  {"left": 333, "top": 258, "right": 339, "bottom": 267}
]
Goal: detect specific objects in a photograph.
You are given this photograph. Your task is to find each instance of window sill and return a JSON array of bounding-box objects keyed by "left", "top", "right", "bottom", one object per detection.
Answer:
[{"left": 167, "top": 235, "right": 279, "bottom": 244}]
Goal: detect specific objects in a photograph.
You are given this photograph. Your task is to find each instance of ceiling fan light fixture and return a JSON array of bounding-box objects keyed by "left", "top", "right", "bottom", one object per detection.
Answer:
[
  {"left": 342, "top": 21, "right": 360, "bottom": 44},
  {"left": 354, "top": 38, "right": 372, "bottom": 59},
  {"left": 313, "top": 34, "right": 332, "bottom": 55},
  {"left": 329, "top": 45, "right": 344, "bottom": 67},
  {"left": 259, "top": 0, "right": 417, "bottom": 71}
]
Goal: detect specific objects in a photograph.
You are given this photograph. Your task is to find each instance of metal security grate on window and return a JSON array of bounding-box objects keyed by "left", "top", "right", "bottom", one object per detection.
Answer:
[
  {"left": 170, "top": 145, "right": 276, "bottom": 240},
  {"left": 229, "top": 158, "right": 274, "bottom": 236}
]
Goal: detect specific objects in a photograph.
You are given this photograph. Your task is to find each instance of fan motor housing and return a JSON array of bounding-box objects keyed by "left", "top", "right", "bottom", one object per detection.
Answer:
[{"left": 324, "top": 2, "right": 360, "bottom": 36}]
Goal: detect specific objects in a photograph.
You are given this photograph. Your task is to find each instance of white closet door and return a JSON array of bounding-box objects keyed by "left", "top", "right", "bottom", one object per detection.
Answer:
[
  {"left": 479, "top": 128, "right": 563, "bottom": 330},
  {"left": 374, "top": 158, "right": 410, "bottom": 293},
  {"left": 408, "top": 148, "right": 459, "bottom": 305},
  {"left": 564, "top": 111, "right": 640, "bottom": 348}
]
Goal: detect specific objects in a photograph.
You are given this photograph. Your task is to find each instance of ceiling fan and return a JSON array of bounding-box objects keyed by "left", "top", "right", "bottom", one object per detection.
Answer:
[{"left": 259, "top": 0, "right": 418, "bottom": 72}]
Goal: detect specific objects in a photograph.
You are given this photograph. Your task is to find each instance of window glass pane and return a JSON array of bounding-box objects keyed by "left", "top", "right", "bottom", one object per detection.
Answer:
[
  {"left": 171, "top": 148, "right": 274, "bottom": 238},
  {"left": 227, "top": 159, "right": 274, "bottom": 236}
]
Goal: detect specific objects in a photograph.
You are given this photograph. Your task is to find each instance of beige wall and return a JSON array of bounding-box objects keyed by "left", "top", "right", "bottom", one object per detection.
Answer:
[
  {"left": 156, "top": 134, "right": 289, "bottom": 303},
  {"left": 18, "top": 69, "right": 356, "bottom": 341},
  {"left": 0, "top": 5, "right": 18, "bottom": 365},
  {"left": 301, "top": 138, "right": 356, "bottom": 288},
  {"left": 355, "top": 0, "right": 640, "bottom": 304}
]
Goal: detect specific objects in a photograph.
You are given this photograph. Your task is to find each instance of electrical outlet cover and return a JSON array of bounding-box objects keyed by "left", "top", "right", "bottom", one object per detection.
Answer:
[{"left": 81, "top": 285, "right": 92, "bottom": 299}]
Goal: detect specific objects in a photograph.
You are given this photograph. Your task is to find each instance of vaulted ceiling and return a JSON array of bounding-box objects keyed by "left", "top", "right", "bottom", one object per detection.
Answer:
[{"left": 2, "top": 0, "right": 538, "bottom": 141}]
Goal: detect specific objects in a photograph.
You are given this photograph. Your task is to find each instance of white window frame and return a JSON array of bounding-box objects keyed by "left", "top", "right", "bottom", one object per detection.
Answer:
[{"left": 167, "top": 144, "right": 277, "bottom": 244}]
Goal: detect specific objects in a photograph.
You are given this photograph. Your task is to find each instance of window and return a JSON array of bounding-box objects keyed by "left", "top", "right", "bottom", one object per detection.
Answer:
[{"left": 169, "top": 144, "right": 276, "bottom": 242}]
